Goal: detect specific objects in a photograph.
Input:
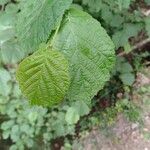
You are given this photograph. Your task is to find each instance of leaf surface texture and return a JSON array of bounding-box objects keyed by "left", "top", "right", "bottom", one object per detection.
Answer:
[
  {"left": 51, "top": 8, "right": 115, "bottom": 102},
  {"left": 16, "top": 47, "right": 70, "bottom": 107},
  {"left": 16, "top": 0, "right": 72, "bottom": 53}
]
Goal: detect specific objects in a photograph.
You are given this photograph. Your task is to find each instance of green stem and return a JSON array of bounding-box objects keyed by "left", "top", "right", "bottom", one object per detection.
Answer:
[{"left": 48, "top": 22, "right": 61, "bottom": 48}]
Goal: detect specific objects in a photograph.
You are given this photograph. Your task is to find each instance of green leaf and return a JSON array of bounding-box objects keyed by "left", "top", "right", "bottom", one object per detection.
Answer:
[
  {"left": 117, "top": 60, "right": 133, "bottom": 74},
  {"left": 16, "top": 0, "right": 72, "bottom": 54},
  {"left": 82, "top": 0, "right": 103, "bottom": 12},
  {"left": 28, "top": 112, "right": 38, "bottom": 123},
  {"left": 145, "top": 17, "right": 150, "bottom": 37},
  {"left": 0, "top": 0, "right": 10, "bottom": 5},
  {"left": 0, "top": 40, "right": 25, "bottom": 64},
  {"left": 73, "top": 101, "right": 90, "bottom": 116},
  {"left": 2, "top": 130, "right": 10, "bottom": 139},
  {"left": 112, "top": 23, "right": 143, "bottom": 49},
  {"left": 5, "top": 3, "right": 19, "bottom": 14},
  {"left": 16, "top": 46, "right": 70, "bottom": 107},
  {"left": 117, "top": 0, "right": 131, "bottom": 10},
  {"left": 0, "top": 10, "right": 16, "bottom": 37},
  {"left": 110, "top": 14, "right": 124, "bottom": 27},
  {"left": 144, "top": 0, "right": 150, "bottom": 5},
  {"left": 120, "top": 73, "right": 135, "bottom": 86},
  {"left": 123, "top": 42, "right": 132, "bottom": 53},
  {"left": 0, "top": 10, "right": 25, "bottom": 64},
  {"left": 9, "top": 145, "right": 18, "bottom": 150},
  {"left": 122, "top": 0, "right": 131, "bottom": 9},
  {"left": 0, "top": 27, "right": 14, "bottom": 42},
  {"left": 65, "top": 107, "right": 80, "bottom": 125},
  {"left": 51, "top": 8, "right": 115, "bottom": 103},
  {"left": 1, "top": 120, "right": 15, "bottom": 130},
  {"left": 0, "top": 68, "right": 11, "bottom": 96}
]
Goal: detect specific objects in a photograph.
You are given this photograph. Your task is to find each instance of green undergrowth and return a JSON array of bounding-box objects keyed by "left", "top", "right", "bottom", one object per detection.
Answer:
[{"left": 0, "top": 54, "right": 148, "bottom": 149}]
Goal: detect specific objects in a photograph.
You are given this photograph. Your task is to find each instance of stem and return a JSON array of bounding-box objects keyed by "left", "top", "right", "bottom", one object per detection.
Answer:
[
  {"left": 48, "top": 22, "right": 61, "bottom": 48},
  {"left": 118, "top": 38, "right": 150, "bottom": 56}
]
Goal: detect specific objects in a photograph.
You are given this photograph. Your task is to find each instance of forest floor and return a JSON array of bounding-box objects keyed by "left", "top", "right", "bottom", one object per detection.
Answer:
[{"left": 74, "top": 67, "right": 150, "bottom": 150}]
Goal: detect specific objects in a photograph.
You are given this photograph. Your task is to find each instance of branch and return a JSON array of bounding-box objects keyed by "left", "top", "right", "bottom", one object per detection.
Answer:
[{"left": 118, "top": 38, "right": 150, "bottom": 56}]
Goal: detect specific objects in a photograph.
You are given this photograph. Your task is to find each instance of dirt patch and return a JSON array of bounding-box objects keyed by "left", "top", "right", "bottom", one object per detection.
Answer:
[
  {"left": 73, "top": 114, "right": 150, "bottom": 150},
  {"left": 73, "top": 69, "right": 150, "bottom": 150}
]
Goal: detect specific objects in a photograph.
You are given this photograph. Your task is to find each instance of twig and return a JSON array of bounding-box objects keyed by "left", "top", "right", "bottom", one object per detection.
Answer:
[
  {"left": 141, "top": 8, "right": 150, "bottom": 16},
  {"left": 132, "top": 38, "right": 150, "bottom": 50},
  {"left": 118, "top": 38, "right": 150, "bottom": 56}
]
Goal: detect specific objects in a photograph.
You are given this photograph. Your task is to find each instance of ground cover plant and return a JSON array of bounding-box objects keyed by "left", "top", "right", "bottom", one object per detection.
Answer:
[{"left": 0, "top": 0, "right": 150, "bottom": 149}]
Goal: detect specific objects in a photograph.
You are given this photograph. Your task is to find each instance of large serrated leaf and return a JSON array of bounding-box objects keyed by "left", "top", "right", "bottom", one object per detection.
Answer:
[
  {"left": 51, "top": 8, "right": 115, "bottom": 103},
  {"left": 16, "top": 0, "right": 72, "bottom": 53},
  {"left": 16, "top": 47, "right": 70, "bottom": 107}
]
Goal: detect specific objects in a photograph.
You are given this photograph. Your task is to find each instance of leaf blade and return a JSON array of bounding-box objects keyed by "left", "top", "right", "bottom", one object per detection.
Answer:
[
  {"left": 16, "top": 47, "right": 70, "bottom": 107},
  {"left": 51, "top": 8, "right": 115, "bottom": 103},
  {"left": 16, "top": 0, "right": 72, "bottom": 53},
  {"left": 65, "top": 107, "right": 79, "bottom": 125}
]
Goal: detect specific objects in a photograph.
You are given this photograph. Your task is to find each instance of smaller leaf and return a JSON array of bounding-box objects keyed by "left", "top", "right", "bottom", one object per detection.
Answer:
[
  {"left": 0, "top": 68, "right": 11, "bottom": 96},
  {"left": 16, "top": 46, "right": 70, "bottom": 107},
  {"left": 16, "top": 0, "right": 72, "bottom": 53},
  {"left": 65, "top": 107, "right": 79, "bottom": 125},
  {"left": 116, "top": 57, "right": 133, "bottom": 73},
  {"left": 123, "top": 42, "right": 132, "bottom": 53},
  {"left": 28, "top": 112, "right": 38, "bottom": 123},
  {"left": 0, "top": 11, "right": 24, "bottom": 64},
  {"left": 0, "top": 40, "right": 25, "bottom": 64},
  {"left": 110, "top": 15, "right": 124, "bottom": 27},
  {"left": 122, "top": 0, "right": 131, "bottom": 9},
  {"left": 82, "top": 0, "right": 103, "bottom": 12},
  {"left": 0, "top": 0, "right": 10, "bottom": 5},
  {"left": 73, "top": 101, "right": 90, "bottom": 116},
  {"left": 101, "top": 6, "right": 113, "bottom": 24},
  {"left": 120, "top": 73, "right": 135, "bottom": 86},
  {"left": 145, "top": 0, "right": 150, "bottom": 5},
  {"left": 112, "top": 23, "right": 143, "bottom": 49},
  {"left": 145, "top": 17, "right": 150, "bottom": 37},
  {"left": 1, "top": 120, "right": 15, "bottom": 130},
  {"left": 2, "top": 130, "right": 10, "bottom": 139},
  {"left": 117, "top": 0, "right": 131, "bottom": 10}
]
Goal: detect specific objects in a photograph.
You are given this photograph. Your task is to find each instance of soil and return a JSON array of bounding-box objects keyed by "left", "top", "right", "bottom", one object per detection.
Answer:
[{"left": 73, "top": 68, "right": 150, "bottom": 150}]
